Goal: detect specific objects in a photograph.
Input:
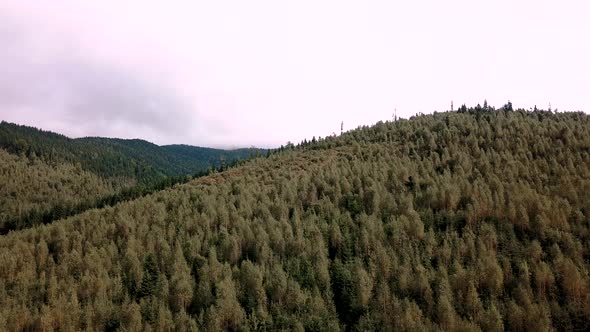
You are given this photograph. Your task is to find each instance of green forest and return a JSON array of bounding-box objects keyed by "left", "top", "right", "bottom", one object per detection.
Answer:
[
  {"left": 1, "top": 106, "right": 590, "bottom": 331},
  {"left": 0, "top": 122, "right": 262, "bottom": 233},
  {"left": 0, "top": 121, "right": 261, "bottom": 184}
]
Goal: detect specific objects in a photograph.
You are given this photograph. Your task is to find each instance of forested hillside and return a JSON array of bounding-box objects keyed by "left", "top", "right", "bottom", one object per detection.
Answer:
[
  {"left": 0, "top": 122, "right": 164, "bottom": 185},
  {"left": 1, "top": 107, "right": 590, "bottom": 331},
  {"left": 0, "top": 121, "right": 263, "bottom": 184},
  {"left": 0, "top": 121, "right": 262, "bottom": 233},
  {"left": 77, "top": 138, "right": 261, "bottom": 178},
  {"left": 162, "top": 144, "right": 260, "bottom": 174},
  {"left": 0, "top": 149, "right": 129, "bottom": 233}
]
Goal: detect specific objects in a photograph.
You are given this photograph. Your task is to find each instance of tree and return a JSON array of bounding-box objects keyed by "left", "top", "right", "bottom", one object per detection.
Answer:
[
  {"left": 138, "top": 254, "right": 160, "bottom": 298},
  {"left": 169, "top": 245, "right": 193, "bottom": 312},
  {"left": 207, "top": 277, "right": 246, "bottom": 331}
]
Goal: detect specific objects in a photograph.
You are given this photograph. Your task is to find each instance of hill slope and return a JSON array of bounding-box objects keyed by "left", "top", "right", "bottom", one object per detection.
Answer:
[
  {"left": 0, "top": 149, "right": 129, "bottom": 232},
  {"left": 1, "top": 108, "right": 589, "bottom": 331},
  {"left": 0, "top": 121, "right": 263, "bottom": 183},
  {"left": 0, "top": 122, "right": 164, "bottom": 184},
  {"left": 162, "top": 144, "right": 261, "bottom": 174},
  {"left": 0, "top": 121, "right": 263, "bottom": 232}
]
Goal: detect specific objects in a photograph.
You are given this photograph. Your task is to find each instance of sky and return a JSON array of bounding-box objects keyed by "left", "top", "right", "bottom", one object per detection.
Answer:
[{"left": 0, "top": 1, "right": 588, "bottom": 148}]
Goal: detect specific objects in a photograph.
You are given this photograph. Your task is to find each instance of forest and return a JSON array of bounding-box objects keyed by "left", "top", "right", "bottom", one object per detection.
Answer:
[
  {"left": 0, "top": 121, "right": 262, "bottom": 183},
  {"left": 0, "top": 122, "right": 262, "bottom": 233},
  {"left": 1, "top": 106, "right": 589, "bottom": 331}
]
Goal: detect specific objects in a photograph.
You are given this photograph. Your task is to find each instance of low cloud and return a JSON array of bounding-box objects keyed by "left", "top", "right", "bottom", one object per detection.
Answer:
[{"left": 0, "top": 9, "right": 217, "bottom": 146}]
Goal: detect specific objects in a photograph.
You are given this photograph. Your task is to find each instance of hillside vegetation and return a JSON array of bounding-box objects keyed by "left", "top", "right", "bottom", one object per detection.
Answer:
[
  {"left": 1, "top": 107, "right": 590, "bottom": 331},
  {"left": 0, "top": 121, "right": 262, "bottom": 232},
  {"left": 0, "top": 149, "right": 129, "bottom": 233},
  {"left": 0, "top": 121, "right": 262, "bottom": 184}
]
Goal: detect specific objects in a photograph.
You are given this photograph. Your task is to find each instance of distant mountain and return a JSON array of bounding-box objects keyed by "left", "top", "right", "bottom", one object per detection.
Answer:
[
  {"left": 162, "top": 144, "right": 261, "bottom": 174},
  {"left": 0, "top": 121, "right": 264, "bottom": 185}
]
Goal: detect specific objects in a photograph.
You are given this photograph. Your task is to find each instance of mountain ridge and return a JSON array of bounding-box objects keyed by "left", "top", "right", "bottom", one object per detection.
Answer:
[{"left": 0, "top": 120, "right": 264, "bottom": 182}]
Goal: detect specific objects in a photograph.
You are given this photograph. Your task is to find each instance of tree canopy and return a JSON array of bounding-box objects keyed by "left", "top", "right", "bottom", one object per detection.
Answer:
[{"left": 1, "top": 107, "right": 589, "bottom": 331}]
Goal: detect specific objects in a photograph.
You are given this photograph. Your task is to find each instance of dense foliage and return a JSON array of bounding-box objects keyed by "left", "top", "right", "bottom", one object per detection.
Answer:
[
  {"left": 1, "top": 108, "right": 590, "bottom": 331},
  {"left": 161, "top": 144, "right": 261, "bottom": 175},
  {"left": 0, "top": 122, "right": 163, "bottom": 185},
  {"left": 0, "top": 149, "right": 127, "bottom": 233},
  {"left": 0, "top": 150, "right": 253, "bottom": 234},
  {"left": 0, "top": 121, "right": 263, "bottom": 184},
  {"left": 0, "top": 121, "right": 262, "bottom": 232}
]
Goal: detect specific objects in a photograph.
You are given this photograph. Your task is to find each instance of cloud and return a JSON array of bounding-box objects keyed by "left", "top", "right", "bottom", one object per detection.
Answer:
[
  {"left": 58, "top": 59, "right": 194, "bottom": 136},
  {"left": 0, "top": 1, "right": 588, "bottom": 149},
  {"left": 0, "top": 7, "right": 223, "bottom": 146}
]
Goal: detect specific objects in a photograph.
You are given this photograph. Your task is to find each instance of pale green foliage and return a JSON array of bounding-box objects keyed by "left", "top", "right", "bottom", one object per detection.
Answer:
[{"left": 0, "top": 149, "right": 125, "bottom": 230}]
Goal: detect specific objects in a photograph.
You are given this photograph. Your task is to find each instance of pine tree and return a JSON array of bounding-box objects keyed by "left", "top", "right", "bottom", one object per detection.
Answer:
[{"left": 138, "top": 254, "right": 160, "bottom": 298}]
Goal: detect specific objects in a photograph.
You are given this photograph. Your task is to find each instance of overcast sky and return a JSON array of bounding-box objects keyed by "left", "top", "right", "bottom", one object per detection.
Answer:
[{"left": 1, "top": 1, "right": 588, "bottom": 148}]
